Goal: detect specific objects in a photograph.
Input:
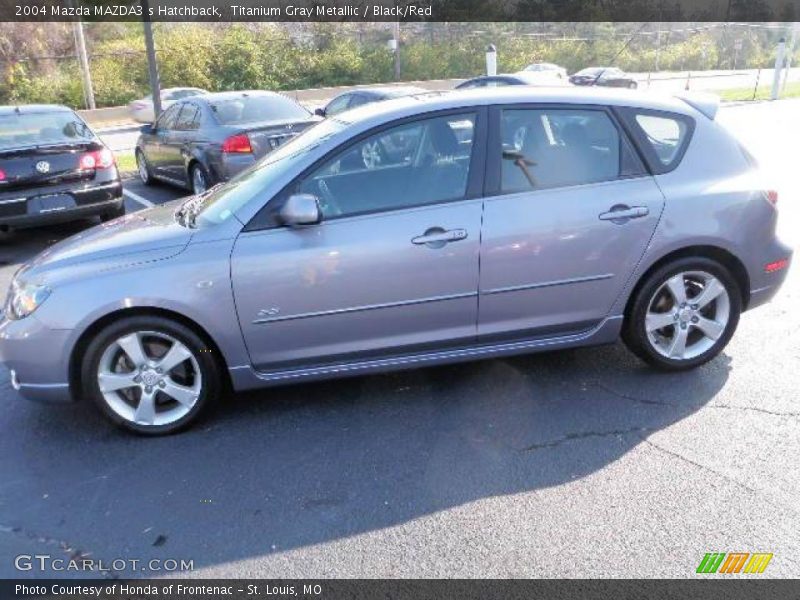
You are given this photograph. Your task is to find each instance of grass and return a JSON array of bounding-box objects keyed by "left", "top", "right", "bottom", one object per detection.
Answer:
[
  {"left": 115, "top": 151, "right": 137, "bottom": 175},
  {"left": 719, "top": 80, "right": 800, "bottom": 102}
]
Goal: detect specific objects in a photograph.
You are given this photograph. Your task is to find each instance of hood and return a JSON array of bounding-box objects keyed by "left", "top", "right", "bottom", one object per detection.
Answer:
[{"left": 21, "top": 200, "right": 193, "bottom": 282}]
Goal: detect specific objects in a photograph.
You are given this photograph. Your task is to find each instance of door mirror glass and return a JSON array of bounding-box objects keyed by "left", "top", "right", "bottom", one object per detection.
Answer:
[
  {"left": 314, "top": 107, "right": 326, "bottom": 117},
  {"left": 280, "top": 193, "right": 322, "bottom": 227},
  {"left": 140, "top": 124, "right": 155, "bottom": 134}
]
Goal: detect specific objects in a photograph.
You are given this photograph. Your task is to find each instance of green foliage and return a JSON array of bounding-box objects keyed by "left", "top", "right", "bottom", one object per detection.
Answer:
[{"left": 0, "top": 23, "right": 795, "bottom": 108}]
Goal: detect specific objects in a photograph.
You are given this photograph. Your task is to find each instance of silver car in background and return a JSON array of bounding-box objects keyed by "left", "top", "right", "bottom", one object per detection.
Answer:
[
  {"left": 128, "top": 87, "right": 209, "bottom": 124},
  {"left": 0, "top": 87, "right": 791, "bottom": 435}
]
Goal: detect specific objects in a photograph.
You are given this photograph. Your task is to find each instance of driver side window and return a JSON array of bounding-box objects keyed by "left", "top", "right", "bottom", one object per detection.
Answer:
[
  {"left": 155, "top": 104, "right": 180, "bottom": 130},
  {"left": 297, "top": 113, "right": 476, "bottom": 219}
]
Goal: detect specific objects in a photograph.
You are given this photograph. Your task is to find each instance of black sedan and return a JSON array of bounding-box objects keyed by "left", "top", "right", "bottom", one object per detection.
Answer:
[
  {"left": 135, "top": 91, "right": 318, "bottom": 194},
  {"left": 315, "top": 86, "right": 428, "bottom": 118},
  {"left": 0, "top": 105, "right": 123, "bottom": 231},
  {"left": 569, "top": 67, "right": 638, "bottom": 89}
]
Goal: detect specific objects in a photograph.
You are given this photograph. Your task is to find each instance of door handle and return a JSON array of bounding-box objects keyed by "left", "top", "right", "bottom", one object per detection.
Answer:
[
  {"left": 412, "top": 227, "right": 468, "bottom": 248},
  {"left": 599, "top": 205, "right": 649, "bottom": 223}
]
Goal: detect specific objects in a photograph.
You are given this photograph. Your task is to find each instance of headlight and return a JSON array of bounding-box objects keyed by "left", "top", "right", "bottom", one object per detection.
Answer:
[{"left": 5, "top": 280, "right": 51, "bottom": 320}]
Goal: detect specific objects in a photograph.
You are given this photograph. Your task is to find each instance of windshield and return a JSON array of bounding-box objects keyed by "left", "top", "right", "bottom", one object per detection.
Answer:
[
  {"left": 194, "top": 118, "right": 346, "bottom": 227},
  {"left": 0, "top": 111, "right": 94, "bottom": 151},
  {"left": 210, "top": 95, "right": 309, "bottom": 125},
  {"left": 576, "top": 68, "right": 604, "bottom": 77}
]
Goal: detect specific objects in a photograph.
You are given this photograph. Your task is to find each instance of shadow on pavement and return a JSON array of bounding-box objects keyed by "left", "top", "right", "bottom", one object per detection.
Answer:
[{"left": 0, "top": 341, "right": 729, "bottom": 575}]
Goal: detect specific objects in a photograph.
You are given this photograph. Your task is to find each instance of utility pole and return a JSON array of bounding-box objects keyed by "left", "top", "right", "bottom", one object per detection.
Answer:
[
  {"left": 392, "top": 21, "right": 401, "bottom": 81},
  {"left": 771, "top": 37, "right": 786, "bottom": 100},
  {"left": 72, "top": 17, "right": 95, "bottom": 109},
  {"left": 783, "top": 24, "right": 798, "bottom": 91},
  {"left": 141, "top": 0, "right": 162, "bottom": 119}
]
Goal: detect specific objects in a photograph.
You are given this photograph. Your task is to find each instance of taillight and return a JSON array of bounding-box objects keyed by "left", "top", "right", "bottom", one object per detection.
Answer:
[
  {"left": 765, "top": 190, "right": 778, "bottom": 206},
  {"left": 0, "top": 168, "right": 5, "bottom": 182},
  {"left": 221, "top": 133, "right": 252, "bottom": 154},
  {"left": 79, "top": 148, "right": 115, "bottom": 170},
  {"left": 765, "top": 259, "right": 789, "bottom": 273}
]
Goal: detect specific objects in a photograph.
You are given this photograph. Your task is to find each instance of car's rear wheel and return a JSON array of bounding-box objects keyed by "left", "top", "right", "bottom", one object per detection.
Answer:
[
  {"left": 81, "top": 316, "right": 221, "bottom": 435},
  {"left": 628, "top": 81, "right": 638, "bottom": 89},
  {"left": 623, "top": 257, "right": 741, "bottom": 371},
  {"left": 190, "top": 163, "right": 210, "bottom": 195},
  {"left": 136, "top": 150, "right": 154, "bottom": 185}
]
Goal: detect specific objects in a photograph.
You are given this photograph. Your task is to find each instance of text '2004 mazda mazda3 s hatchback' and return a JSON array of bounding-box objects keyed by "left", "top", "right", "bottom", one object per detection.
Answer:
[{"left": 0, "top": 88, "right": 792, "bottom": 435}]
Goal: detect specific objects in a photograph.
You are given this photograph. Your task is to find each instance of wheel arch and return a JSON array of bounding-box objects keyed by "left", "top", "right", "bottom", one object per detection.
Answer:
[
  {"left": 69, "top": 306, "right": 230, "bottom": 400},
  {"left": 624, "top": 245, "right": 751, "bottom": 320}
]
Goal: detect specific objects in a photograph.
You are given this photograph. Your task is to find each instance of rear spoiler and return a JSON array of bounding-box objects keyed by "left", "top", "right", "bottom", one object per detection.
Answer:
[{"left": 675, "top": 91, "right": 720, "bottom": 120}]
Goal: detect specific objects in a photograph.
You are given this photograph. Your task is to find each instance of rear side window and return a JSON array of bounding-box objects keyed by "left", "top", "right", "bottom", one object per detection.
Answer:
[
  {"left": 617, "top": 108, "right": 694, "bottom": 174},
  {"left": 500, "top": 108, "right": 628, "bottom": 192}
]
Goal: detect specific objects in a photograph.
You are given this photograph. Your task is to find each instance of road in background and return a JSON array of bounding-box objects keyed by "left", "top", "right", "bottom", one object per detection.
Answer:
[{"left": 0, "top": 100, "right": 798, "bottom": 578}]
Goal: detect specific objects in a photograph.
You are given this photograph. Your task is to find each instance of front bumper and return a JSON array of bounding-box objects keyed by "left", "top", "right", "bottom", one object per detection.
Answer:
[{"left": 0, "top": 311, "right": 74, "bottom": 403}]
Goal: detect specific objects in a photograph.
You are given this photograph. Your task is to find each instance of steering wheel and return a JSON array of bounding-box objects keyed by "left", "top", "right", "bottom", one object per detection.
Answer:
[{"left": 316, "top": 178, "right": 342, "bottom": 217}]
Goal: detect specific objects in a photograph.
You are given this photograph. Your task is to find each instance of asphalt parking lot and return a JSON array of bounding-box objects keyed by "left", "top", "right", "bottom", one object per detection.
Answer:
[{"left": 0, "top": 100, "right": 798, "bottom": 579}]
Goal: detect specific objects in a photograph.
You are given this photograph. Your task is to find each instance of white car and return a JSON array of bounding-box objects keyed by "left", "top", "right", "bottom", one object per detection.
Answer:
[
  {"left": 522, "top": 63, "right": 568, "bottom": 80},
  {"left": 128, "top": 87, "right": 209, "bottom": 123}
]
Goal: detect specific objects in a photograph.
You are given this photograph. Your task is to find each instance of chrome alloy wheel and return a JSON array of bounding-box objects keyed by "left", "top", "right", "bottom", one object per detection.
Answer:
[
  {"left": 137, "top": 152, "right": 149, "bottom": 183},
  {"left": 645, "top": 270, "right": 730, "bottom": 360},
  {"left": 361, "top": 141, "right": 382, "bottom": 169},
  {"left": 192, "top": 167, "right": 207, "bottom": 194},
  {"left": 97, "top": 331, "right": 202, "bottom": 427}
]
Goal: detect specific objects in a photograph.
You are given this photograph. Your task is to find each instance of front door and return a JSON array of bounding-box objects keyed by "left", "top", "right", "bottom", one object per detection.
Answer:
[
  {"left": 231, "top": 110, "right": 485, "bottom": 371},
  {"left": 478, "top": 105, "right": 665, "bottom": 339}
]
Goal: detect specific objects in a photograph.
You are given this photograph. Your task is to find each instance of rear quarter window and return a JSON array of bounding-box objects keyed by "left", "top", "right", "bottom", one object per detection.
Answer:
[{"left": 616, "top": 108, "right": 694, "bottom": 174}]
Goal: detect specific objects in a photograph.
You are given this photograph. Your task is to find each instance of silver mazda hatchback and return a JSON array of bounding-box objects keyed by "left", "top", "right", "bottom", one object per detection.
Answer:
[{"left": 0, "top": 88, "right": 791, "bottom": 435}]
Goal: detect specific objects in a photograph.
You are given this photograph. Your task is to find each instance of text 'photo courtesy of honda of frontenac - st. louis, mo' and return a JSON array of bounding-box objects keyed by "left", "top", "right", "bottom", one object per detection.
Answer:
[{"left": 0, "top": 87, "right": 791, "bottom": 435}]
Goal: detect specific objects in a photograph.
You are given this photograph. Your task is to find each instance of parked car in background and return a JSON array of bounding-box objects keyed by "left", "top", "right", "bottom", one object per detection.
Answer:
[
  {"left": 315, "top": 86, "right": 428, "bottom": 118},
  {"left": 455, "top": 70, "right": 569, "bottom": 90},
  {"left": 1, "top": 87, "right": 790, "bottom": 434},
  {"left": 0, "top": 104, "right": 123, "bottom": 231},
  {"left": 135, "top": 90, "right": 318, "bottom": 194},
  {"left": 128, "top": 87, "right": 209, "bottom": 124},
  {"left": 522, "top": 62, "right": 568, "bottom": 80},
  {"left": 569, "top": 67, "right": 638, "bottom": 88}
]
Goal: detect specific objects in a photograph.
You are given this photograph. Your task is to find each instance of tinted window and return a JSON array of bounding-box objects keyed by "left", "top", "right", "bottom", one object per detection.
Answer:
[
  {"left": 501, "top": 108, "right": 622, "bottom": 192},
  {"left": 211, "top": 95, "right": 309, "bottom": 125},
  {"left": 296, "top": 113, "right": 476, "bottom": 219},
  {"left": 0, "top": 111, "right": 93, "bottom": 150},
  {"left": 156, "top": 104, "right": 180, "bottom": 129},
  {"left": 325, "top": 94, "right": 352, "bottom": 116},
  {"left": 347, "top": 94, "right": 371, "bottom": 109},
  {"left": 174, "top": 104, "right": 200, "bottom": 130},
  {"left": 635, "top": 114, "right": 689, "bottom": 166}
]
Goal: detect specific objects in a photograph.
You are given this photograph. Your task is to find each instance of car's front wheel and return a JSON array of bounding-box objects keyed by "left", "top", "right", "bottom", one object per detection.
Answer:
[
  {"left": 81, "top": 316, "right": 222, "bottom": 435},
  {"left": 190, "top": 163, "right": 210, "bottom": 195},
  {"left": 623, "top": 257, "right": 742, "bottom": 371},
  {"left": 136, "top": 150, "right": 154, "bottom": 185}
]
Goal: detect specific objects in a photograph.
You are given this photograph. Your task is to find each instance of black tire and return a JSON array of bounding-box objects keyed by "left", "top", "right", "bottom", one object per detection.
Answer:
[
  {"left": 622, "top": 257, "right": 742, "bottom": 371},
  {"left": 189, "top": 163, "right": 211, "bottom": 195},
  {"left": 136, "top": 149, "right": 155, "bottom": 186},
  {"left": 81, "top": 315, "right": 222, "bottom": 435},
  {"left": 100, "top": 202, "right": 125, "bottom": 222},
  {"left": 628, "top": 81, "right": 638, "bottom": 89}
]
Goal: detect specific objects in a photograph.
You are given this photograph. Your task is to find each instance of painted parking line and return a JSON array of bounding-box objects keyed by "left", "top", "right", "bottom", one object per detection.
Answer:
[{"left": 122, "top": 188, "right": 155, "bottom": 208}]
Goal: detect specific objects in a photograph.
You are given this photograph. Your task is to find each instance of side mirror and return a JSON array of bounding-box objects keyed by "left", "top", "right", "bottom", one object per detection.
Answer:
[
  {"left": 314, "top": 107, "right": 326, "bottom": 118},
  {"left": 280, "top": 193, "right": 322, "bottom": 227},
  {"left": 140, "top": 124, "right": 156, "bottom": 134}
]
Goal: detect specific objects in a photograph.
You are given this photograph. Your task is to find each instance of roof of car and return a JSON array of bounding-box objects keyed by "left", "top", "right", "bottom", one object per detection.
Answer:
[
  {"left": 0, "top": 104, "right": 74, "bottom": 116},
  {"left": 335, "top": 86, "right": 700, "bottom": 127}
]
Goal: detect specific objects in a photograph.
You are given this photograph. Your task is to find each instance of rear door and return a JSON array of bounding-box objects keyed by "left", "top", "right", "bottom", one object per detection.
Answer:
[
  {"left": 231, "top": 109, "right": 486, "bottom": 371},
  {"left": 478, "top": 104, "right": 665, "bottom": 340}
]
